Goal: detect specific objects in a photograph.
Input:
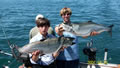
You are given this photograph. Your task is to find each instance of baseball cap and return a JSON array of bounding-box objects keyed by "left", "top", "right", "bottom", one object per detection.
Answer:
[{"left": 35, "top": 14, "right": 44, "bottom": 20}]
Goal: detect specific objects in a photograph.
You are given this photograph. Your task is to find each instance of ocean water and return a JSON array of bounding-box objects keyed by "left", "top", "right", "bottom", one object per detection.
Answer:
[{"left": 0, "top": 0, "right": 120, "bottom": 67}]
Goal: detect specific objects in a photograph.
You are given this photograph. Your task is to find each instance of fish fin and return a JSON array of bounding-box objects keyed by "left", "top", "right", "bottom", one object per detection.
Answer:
[
  {"left": 108, "top": 24, "right": 114, "bottom": 37},
  {"left": 58, "top": 36, "right": 64, "bottom": 44},
  {"left": 88, "top": 20, "right": 93, "bottom": 22},
  {"left": 87, "top": 20, "right": 96, "bottom": 24},
  {"left": 109, "top": 24, "right": 114, "bottom": 28}
]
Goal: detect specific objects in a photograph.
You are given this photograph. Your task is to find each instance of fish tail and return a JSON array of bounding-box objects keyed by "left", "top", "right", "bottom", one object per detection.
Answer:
[
  {"left": 11, "top": 45, "right": 21, "bottom": 59},
  {"left": 11, "top": 45, "right": 28, "bottom": 62},
  {"left": 108, "top": 24, "right": 114, "bottom": 36}
]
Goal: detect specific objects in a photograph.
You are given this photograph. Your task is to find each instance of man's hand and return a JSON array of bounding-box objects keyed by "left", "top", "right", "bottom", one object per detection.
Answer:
[
  {"left": 52, "top": 46, "right": 66, "bottom": 58},
  {"left": 59, "top": 46, "right": 67, "bottom": 51},
  {"left": 55, "top": 24, "right": 65, "bottom": 36},
  {"left": 58, "top": 27, "right": 65, "bottom": 32},
  {"left": 82, "top": 31, "right": 99, "bottom": 38},
  {"left": 19, "top": 64, "right": 25, "bottom": 68},
  {"left": 32, "top": 50, "right": 43, "bottom": 62},
  {"left": 90, "top": 31, "right": 99, "bottom": 36}
]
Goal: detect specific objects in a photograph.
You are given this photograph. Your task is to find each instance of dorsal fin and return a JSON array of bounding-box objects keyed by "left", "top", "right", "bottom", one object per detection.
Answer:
[
  {"left": 108, "top": 24, "right": 114, "bottom": 37},
  {"left": 88, "top": 20, "right": 93, "bottom": 23},
  {"left": 108, "top": 24, "right": 114, "bottom": 28},
  {"left": 87, "top": 20, "right": 97, "bottom": 24}
]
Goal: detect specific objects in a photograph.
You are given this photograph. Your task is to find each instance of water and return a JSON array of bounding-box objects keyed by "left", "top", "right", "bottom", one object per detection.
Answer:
[{"left": 0, "top": 0, "right": 120, "bottom": 67}]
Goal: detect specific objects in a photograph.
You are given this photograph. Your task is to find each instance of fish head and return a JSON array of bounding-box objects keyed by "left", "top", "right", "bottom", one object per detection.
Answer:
[{"left": 58, "top": 36, "right": 75, "bottom": 46}]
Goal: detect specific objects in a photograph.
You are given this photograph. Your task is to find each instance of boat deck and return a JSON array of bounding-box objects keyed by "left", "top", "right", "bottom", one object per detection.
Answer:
[{"left": 79, "top": 62, "right": 120, "bottom": 68}]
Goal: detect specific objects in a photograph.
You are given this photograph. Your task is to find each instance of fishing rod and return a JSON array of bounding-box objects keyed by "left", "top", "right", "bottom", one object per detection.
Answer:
[
  {"left": 1, "top": 25, "right": 29, "bottom": 63},
  {"left": 1, "top": 26, "right": 12, "bottom": 47},
  {"left": 0, "top": 16, "right": 22, "bottom": 68},
  {"left": 0, "top": 50, "right": 12, "bottom": 56},
  {"left": 0, "top": 25, "right": 16, "bottom": 56},
  {"left": 1, "top": 26, "right": 21, "bottom": 59},
  {"left": 0, "top": 14, "right": 14, "bottom": 47},
  {"left": 0, "top": 21, "right": 17, "bottom": 51}
]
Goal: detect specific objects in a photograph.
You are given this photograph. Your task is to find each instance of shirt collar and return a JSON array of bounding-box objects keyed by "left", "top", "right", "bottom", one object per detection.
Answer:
[
  {"left": 38, "top": 32, "right": 50, "bottom": 40},
  {"left": 63, "top": 21, "right": 71, "bottom": 24},
  {"left": 62, "top": 21, "right": 72, "bottom": 26}
]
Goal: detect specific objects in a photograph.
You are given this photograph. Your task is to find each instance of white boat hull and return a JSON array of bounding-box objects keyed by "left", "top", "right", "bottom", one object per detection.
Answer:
[{"left": 79, "top": 62, "right": 120, "bottom": 68}]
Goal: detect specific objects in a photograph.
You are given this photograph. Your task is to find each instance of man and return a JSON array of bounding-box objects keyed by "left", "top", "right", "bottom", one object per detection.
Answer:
[
  {"left": 29, "top": 14, "right": 55, "bottom": 40},
  {"left": 29, "top": 16, "right": 62, "bottom": 68},
  {"left": 55, "top": 7, "right": 99, "bottom": 68},
  {"left": 19, "top": 15, "right": 60, "bottom": 68}
]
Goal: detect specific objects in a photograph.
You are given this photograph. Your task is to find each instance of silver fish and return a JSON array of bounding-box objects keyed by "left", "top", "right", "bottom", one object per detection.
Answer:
[
  {"left": 62, "top": 21, "right": 114, "bottom": 36},
  {"left": 18, "top": 37, "right": 74, "bottom": 54},
  {"left": 10, "top": 37, "right": 74, "bottom": 62}
]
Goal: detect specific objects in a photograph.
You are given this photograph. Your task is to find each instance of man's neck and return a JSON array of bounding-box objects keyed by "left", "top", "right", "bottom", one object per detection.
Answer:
[
  {"left": 63, "top": 21, "right": 71, "bottom": 25},
  {"left": 39, "top": 32, "right": 48, "bottom": 39}
]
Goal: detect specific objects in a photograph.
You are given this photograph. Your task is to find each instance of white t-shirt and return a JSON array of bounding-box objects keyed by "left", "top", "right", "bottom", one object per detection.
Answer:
[{"left": 29, "top": 32, "right": 55, "bottom": 65}]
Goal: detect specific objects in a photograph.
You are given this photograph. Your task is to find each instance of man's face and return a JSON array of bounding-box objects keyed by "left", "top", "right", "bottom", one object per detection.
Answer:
[
  {"left": 62, "top": 13, "right": 70, "bottom": 23},
  {"left": 38, "top": 26, "right": 49, "bottom": 36}
]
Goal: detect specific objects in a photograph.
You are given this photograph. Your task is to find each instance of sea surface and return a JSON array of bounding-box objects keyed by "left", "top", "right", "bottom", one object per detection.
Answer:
[{"left": 0, "top": 0, "right": 120, "bottom": 67}]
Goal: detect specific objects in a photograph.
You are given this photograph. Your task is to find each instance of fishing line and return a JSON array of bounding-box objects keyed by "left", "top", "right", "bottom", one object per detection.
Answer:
[
  {"left": 0, "top": 14, "right": 12, "bottom": 47},
  {"left": 0, "top": 14, "right": 21, "bottom": 68},
  {"left": 1, "top": 26, "right": 11, "bottom": 46}
]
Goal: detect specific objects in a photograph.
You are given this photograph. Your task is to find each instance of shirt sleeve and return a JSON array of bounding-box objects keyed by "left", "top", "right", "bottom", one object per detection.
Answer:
[
  {"left": 30, "top": 54, "right": 55, "bottom": 65},
  {"left": 29, "top": 35, "right": 38, "bottom": 43},
  {"left": 29, "top": 53, "right": 38, "bottom": 64},
  {"left": 40, "top": 54, "right": 55, "bottom": 65}
]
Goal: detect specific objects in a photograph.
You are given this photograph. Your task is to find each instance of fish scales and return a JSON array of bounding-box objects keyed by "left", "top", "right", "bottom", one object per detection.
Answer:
[
  {"left": 62, "top": 21, "right": 113, "bottom": 36},
  {"left": 18, "top": 37, "right": 74, "bottom": 54}
]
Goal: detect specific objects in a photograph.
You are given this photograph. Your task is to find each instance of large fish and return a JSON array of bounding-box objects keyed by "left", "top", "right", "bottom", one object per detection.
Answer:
[
  {"left": 62, "top": 21, "right": 114, "bottom": 36},
  {"left": 10, "top": 37, "right": 75, "bottom": 62},
  {"left": 18, "top": 36, "right": 74, "bottom": 54}
]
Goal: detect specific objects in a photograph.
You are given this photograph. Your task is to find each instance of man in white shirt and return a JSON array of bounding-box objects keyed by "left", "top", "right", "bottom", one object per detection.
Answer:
[
  {"left": 29, "top": 16, "right": 66, "bottom": 68},
  {"left": 19, "top": 15, "right": 64, "bottom": 68}
]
